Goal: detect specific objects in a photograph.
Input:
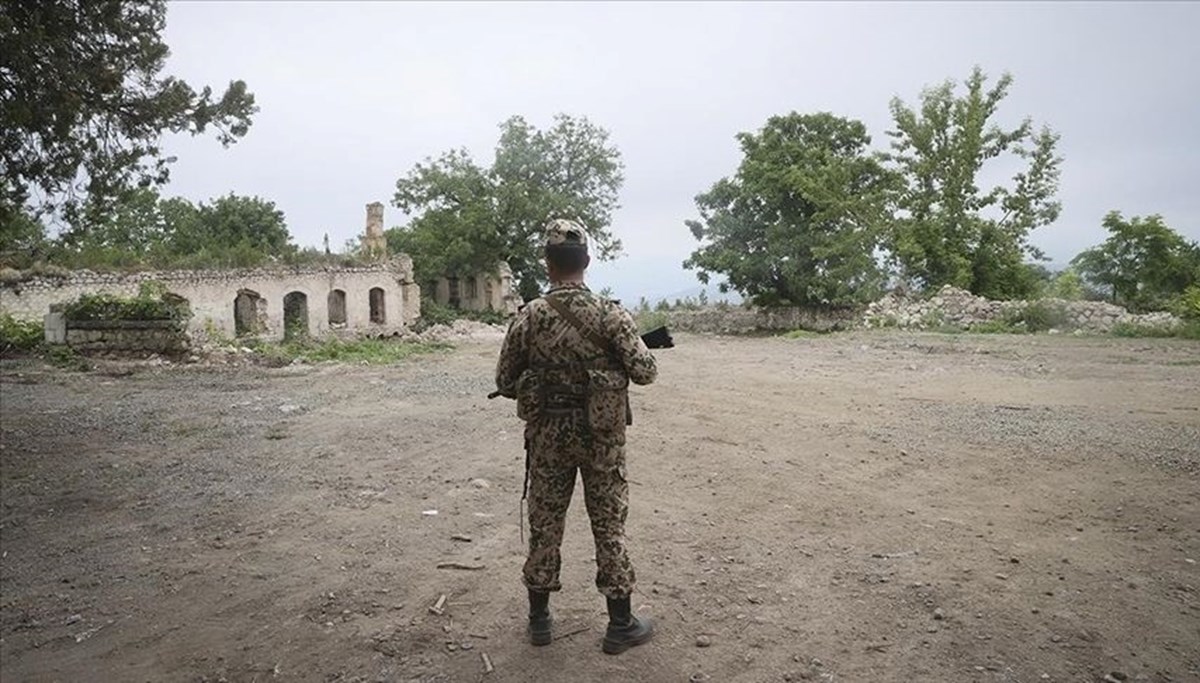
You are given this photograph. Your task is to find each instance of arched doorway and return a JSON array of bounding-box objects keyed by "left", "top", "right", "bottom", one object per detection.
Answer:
[
  {"left": 328, "top": 289, "right": 347, "bottom": 326},
  {"left": 283, "top": 291, "right": 309, "bottom": 340},
  {"left": 234, "top": 289, "right": 267, "bottom": 337},
  {"left": 369, "top": 287, "right": 386, "bottom": 324}
]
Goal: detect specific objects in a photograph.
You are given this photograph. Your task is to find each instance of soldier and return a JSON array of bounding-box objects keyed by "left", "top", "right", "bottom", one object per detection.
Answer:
[{"left": 494, "top": 218, "right": 658, "bottom": 654}]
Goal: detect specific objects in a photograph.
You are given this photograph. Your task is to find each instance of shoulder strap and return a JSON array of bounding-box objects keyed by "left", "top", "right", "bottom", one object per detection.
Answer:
[{"left": 544, "top": 294, "right": 610, "bottom": 353}]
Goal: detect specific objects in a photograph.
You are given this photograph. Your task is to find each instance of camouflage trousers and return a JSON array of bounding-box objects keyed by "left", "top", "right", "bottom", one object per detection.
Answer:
[{"left": 522, "top": 420, "right": 636, "bottom": 598}]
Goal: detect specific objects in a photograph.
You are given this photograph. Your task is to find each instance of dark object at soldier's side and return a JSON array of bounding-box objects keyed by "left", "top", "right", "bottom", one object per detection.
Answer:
[{"left": 641, "top": 326, "right": 674, "bottom": 349}]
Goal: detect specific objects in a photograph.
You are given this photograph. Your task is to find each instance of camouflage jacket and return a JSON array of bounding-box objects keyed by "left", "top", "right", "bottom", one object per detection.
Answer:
[{"left": 495, "top": 283, "right": 657, "bottom": 443}]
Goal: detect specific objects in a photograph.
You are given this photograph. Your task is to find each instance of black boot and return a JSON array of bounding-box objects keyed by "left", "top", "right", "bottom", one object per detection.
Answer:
[
  {"left": 528, "top": 590, "right": 552, "bottom": 646},
  {"left": 602, "top": 595, "right": 654, "bottom": 654}
]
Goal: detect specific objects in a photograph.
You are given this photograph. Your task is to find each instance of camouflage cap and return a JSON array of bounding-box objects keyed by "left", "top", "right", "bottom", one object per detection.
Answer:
[{"left": 542, "top": 218, "right": 590, "bottom": 251}]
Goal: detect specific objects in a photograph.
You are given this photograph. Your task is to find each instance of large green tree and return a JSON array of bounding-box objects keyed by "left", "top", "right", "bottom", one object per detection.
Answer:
[
  {"left": 387, "top": 114, "right": 624, "bottom": 300},
  {"left": 1072, "top": 211, "right": 1199, "bottom": 312},
  {"left": 684, "top": 112, "right": 896, "bottom": 308},
  {"left": 886, "top": 67, "right": 1062, "bottom": 299},
  {"left": 0, "top": 0, "right": 257, "bottom": 225}
]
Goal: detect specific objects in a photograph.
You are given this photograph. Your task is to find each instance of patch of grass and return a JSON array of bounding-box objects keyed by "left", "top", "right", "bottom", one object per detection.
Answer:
[
  {"left": 258, "top": 337, "right": 451, "bottom": 365},
  {"left": 782, "top": 328, "right": 842, "bottom": 339},
  {"left": 45, "top": 346, "right": 93, "bottom": 372},
  {"left": 968, "top": 320, "right": 1025, "bottom": 334},
  {"left": 1111, "top": 322, "right": 1179, "bottom": 338}
]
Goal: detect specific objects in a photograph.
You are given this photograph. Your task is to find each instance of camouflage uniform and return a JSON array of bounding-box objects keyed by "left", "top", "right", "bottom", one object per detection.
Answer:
[{"left": 494, "top": 224, "right": 657, "bottom": 599}]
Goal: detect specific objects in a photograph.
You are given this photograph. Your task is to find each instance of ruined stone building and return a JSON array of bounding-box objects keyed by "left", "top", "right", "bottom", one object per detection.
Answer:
[
  {"left": 0, "top": 203, "right": 520, "bottom": 343},
  {"left": 428, "top": 262, "right": 521, "bottom": 314}
]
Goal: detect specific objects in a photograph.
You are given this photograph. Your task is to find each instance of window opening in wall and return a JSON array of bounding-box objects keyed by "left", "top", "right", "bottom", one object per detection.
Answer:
[
  {"left": 448, "top": 277, "right": 461, "bottom": 309},
  {"left": 466, "top": 275, "right": 479, "bottom": 300},
  {"left": 328, "top": 289, "right": 347, "bottom": 326},
  {"left": 283, "top": 291, "right": 309, "bottom": 340},
  {"left": 369, "top": 287, "right": 386, "bottom": 324}
]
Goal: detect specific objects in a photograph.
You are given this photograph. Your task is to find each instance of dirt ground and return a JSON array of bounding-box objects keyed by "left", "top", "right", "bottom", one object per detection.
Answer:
[{"left": 1, "top": 331, "right": 1198, "bottom": 683}]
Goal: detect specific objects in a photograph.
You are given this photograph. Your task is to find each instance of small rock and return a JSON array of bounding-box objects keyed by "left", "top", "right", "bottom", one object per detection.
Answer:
[
  {"left": 1106, "top": 672, "right": 1128, "bottom": 682},
  {"left": 469, "top": 478, "right": 491, "bottom": 489},
  {"left": 994, "top": 573, "right": 1009, "bottom": 580},
  {"left": 460, "top": 641, "right": 473, "bottom": 651},
  {"left": 932, "top": 608, "right": 945, "bottom": 621},
  {"left": 279, "top": 404, "right": 301, "bottom": 414},
  {"left": 1050, "top": 634, "right": 1062, "bottom": 643},
  {"left": 65, "top": 614, "right": 82, "bottom": 625},
  {"left": 695, "top": 635, "right": 712, "bottom": 648}
]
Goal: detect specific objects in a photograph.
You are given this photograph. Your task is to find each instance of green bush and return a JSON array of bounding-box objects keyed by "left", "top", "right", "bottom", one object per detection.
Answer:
[
  {"left": 62, "top": 290, "right": 191, "bottom": 323},
  {"left": 1173, "top": 286, "right": 1200, "bottom": 322},
  {"left": 635, "top": 310, "right": 670, "bottom": 334},
  {"left": 45, "top": 345, "right": 92, "bottom": 371},
  {"left": 413, "top": 298, "right": 511, "bottom": 331},
  {"left": 1004, "top": 300, "right": 1071, "bottom": 332},
  {"left": 0, "top": 314, "right": 44, "bottom": 354}
]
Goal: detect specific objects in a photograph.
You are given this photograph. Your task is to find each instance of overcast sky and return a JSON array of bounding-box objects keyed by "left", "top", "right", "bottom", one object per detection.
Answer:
[{"left": 160, "top": 1, "right": 1200, "bottom": 303}]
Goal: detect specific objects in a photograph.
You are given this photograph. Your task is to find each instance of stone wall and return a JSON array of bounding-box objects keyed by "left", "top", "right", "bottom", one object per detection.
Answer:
[
  {"left": 657, "top": 306, "right": 859, "bottom": 334},
  {"left": 0, "top": 257, "right": 421, "bottom": 342},
  {"left": 863, "top": 285, "right": 1181, "bottom": 333},
  {"left": 63, "top": 320, "right": 189, "bottom": 355}
]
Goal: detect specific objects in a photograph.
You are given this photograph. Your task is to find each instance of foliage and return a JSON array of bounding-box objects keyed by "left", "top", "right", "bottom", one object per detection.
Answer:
[
  {"left": 967, "top": 320, "right": 1023, "bottom": 334},
  {"left": 0, "top": 210, "right": 53, "bottom": 268},
  {"left": 1046, "top": 267, "right": 1086, "bottom": 301},
  {"left": 388, "top": 114, "right": 624, "bottom": 300},
  {"left": 1071, "top": 212, "right": 1200, "bottom": 312},
  {"left": 886, "top": 67, "right": 1062, "bottom": 299},
  {"left": 62, "top": 287, "right": 191, "bottom": 323},
  {"left": 685, "top": 112, "right": 895, "bottom": 308},
  {"left": 1173, "top": 286, "right": 1200, "bottom": 322},
  {"left": 409, "top": 297, "right": 510, "bottom": 333},
  {"left": 45, "top": 345, "right": 92, "bottom": 371},
  {"left": 0, "top": 0, "right": 257, "bottom": 225},
  {"left": 3, "top": 190, "right": 299, "bottom": 270},
  {"left": 258, "top": 338, "right": 450, "bottom": 366},
  {"left": 413, "top": 297, "right": 459, "bottom": 330},
  {"left": 635, "top": 310, "right": 670, "bottom": 334},
  {"left": 1110, "top": 322, "right": 1181, "bottom": 339},
  {"left": 0, "top": 313, "right": 43, "bottom": 354},
  {"left": 1002, "top": 300, "right": 1070, "bottom": 332},
  {"left": 782, "top": 329, "right": 825, "bottom": 339}
]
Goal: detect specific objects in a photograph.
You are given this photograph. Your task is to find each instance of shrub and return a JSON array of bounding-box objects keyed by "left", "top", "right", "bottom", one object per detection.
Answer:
[
  {"left": 1173, "top": 286, "right": 1200, "bottom": 322},
  {"left": 636, "top": 310, "right": 670, "bottom": 333},
  {"left": 45, "top": 345, "right": 92, "bottom": 371},
  {"left": 1004, "top": 300, "right": 1071, "bottom": 332},
  {"left": 62, "top": 291, "right": 191, "bottom": 323},
  {"left": 0, "top": 314, "right": 44, "bottom": 354},
  {"left": 1047, "top": 268, "right": 1086, "bottom": 301}
]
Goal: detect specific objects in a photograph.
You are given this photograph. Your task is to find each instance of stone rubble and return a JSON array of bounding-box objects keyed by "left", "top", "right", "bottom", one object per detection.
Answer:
[{"left": 862, "top": 285, "right": 1181, "bottom": 334}]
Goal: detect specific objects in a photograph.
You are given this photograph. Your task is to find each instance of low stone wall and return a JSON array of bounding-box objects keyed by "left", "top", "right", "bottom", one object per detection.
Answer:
[
  {"left": 659, "top": 306, "right": 859, "bottom": 334},
  {"left": 862, "top": 285, "right": 1181, "bottom": 333},
  {"left": 62, "top": 319, "right": 189, "bottom": 355}
]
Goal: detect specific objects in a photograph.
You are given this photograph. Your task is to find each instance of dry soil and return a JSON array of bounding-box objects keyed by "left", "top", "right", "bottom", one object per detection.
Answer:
[{"left": 1, "top": 331, "right": 1198, "bottom": 683}]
